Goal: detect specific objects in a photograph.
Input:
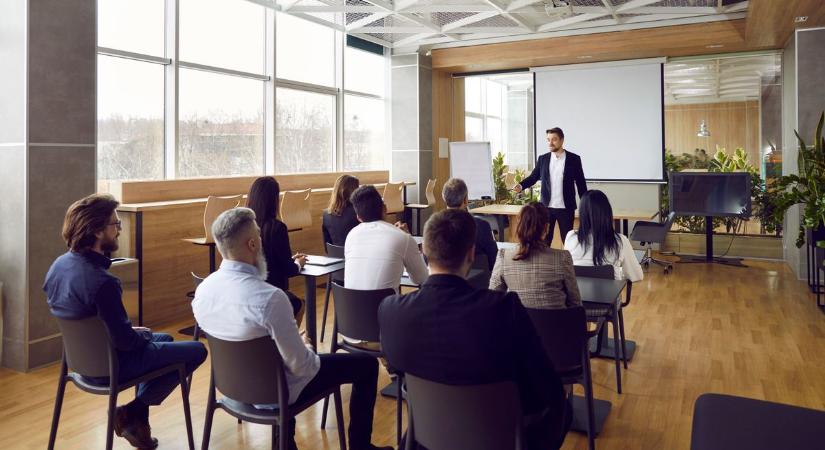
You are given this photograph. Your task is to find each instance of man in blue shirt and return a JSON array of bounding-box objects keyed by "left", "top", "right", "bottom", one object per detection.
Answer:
[{"left": 44, "top": 194, "right": 207, "bottom": 449}]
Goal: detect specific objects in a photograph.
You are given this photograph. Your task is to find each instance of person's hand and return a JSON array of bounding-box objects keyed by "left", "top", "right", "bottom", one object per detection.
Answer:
[
  {"left": 394, "top": 221, "right": 410, "bottom": 233},
  {"left": 299, "top": 330, "right": 314, "bottom": 350},
  {"left": 133, "top": 326, "right": 151, "bottom": 333},
  {"left": 293, "top": 253, "right": 307, "bottom": 268},
  {"left": 512, "top": 184, "right": 523, "bottom": 193}
]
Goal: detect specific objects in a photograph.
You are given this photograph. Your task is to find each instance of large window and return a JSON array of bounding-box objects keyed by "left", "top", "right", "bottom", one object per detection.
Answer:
[
  {"left": 96, "top": 0, "right": 389, "bottom": 182},
  {"left": 464, "top": 74, "right": 534, "bottom": 172}
]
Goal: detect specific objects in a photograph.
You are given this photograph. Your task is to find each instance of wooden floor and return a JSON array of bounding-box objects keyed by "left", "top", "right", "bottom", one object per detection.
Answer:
[{"left": 3, "top": 257, "right": 825, "bottom": 449}]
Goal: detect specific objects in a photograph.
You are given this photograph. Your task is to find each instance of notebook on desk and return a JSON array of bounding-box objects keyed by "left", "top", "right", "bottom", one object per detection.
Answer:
[{"left": 305, "top": 255, "right": 343, "bottom": 267}]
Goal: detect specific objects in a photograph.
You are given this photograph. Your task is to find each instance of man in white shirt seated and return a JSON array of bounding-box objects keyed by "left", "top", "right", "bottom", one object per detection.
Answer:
[
  {"left": 193, "top": 207, "right": 392, "bottom": 450},
  {"left": 344, "top": 185, "right": 428, "bottom": 292}
]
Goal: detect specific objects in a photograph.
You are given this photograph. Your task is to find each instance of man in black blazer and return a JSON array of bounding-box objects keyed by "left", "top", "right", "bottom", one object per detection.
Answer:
[
  {"left": 514, "top": 127, "right": 587, "bottom": 245},
  {"left": 379, "top": 209, "right": 570, "bottom": 450}
]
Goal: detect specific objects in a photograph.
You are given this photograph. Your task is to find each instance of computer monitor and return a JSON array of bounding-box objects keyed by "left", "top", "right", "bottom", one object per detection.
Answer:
[{"left": 668, "top": 172, "right": 752, "bottom": 218}]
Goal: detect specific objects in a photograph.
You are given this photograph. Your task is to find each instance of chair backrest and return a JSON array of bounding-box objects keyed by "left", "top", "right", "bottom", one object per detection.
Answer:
[
  {"left": 330, "top": 281, "right": 394, "bottom": 343},
  {"left": 203, "top": 195, "right": 242, "bottom": 243},
  {"left": 424, "top": 178, "right": 437, "bottom": 206},
  {"left": 524, "top": 306, "right": 588, "bottom": 375},
  {"left": 574, "top": 265, "right": 614, "bottom": 280},
  {"left": 662, "top": 211, "right": 677, "bottom": 231},
  {"left": 382, "top": 182, "right": 405, "bottom": 214},
  {"left": 280, "top": 189, "right": 313, "bottom": 231},
  {"left": 206, "top": 335, "right": 287, "bottom": 405},
  {"left": 405, "top": 374, "right": 522, "bottom": 450},
  {"left": 55, "top": 317, "right": 113, "bottom": 378},
  {"left": 326, "top": 243, "right": 345, "bottom": 282}
]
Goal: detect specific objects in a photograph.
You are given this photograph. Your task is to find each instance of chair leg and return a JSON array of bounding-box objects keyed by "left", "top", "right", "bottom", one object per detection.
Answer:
[
  {"left": 333, "top": 389, "right": 347, "bottom": 450},
  {"left": 396, "top": 374, "right": 403, "bottom": 449},
  {"left": 611, "top": 311, "right": 623, "bottom": 394},
  {"left": 582, "top": 353, "right": 596, "bottom": 450},
  {"left": 193, "top": 322, "right": 200, "bottom": 341},
  {"left": 178, "top": 368, "right": 195, "bottom": 450},
  {"left": 47, "top": 362, "right": 68, "bottom": 450},
  {"left": 618, "top": 308, "right": 629, "bottom": 370},
  {"left": 321, "top": 274, "right": 332, "bottom": 343},
  {"left": 321, "top": 395, "right": 330, "bottom": 429},
  {"left": 202, "top": 382, "right": 216, "bottom": 450},
  {"left": 106, "top": 391, "right": 118, "bottom": 450}
]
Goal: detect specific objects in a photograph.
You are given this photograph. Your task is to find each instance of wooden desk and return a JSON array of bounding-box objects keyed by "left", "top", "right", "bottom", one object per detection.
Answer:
[
  {"left": 298, "top": 258, "right": 345, "bottom": 348},
  {"left": 469, "top": 204, "right": 656, "bottom": 242}
]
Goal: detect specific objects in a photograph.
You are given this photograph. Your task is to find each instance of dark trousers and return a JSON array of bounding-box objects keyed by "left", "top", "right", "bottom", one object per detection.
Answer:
[
  {"left": 291, "top": 352, "right": 379, "bottom": 448},
  {"left": 115, "top": 333, "right": 207, "bottom": 406},
  {"left": 548, "top": 208, "right": 575, "bottom": 246}
]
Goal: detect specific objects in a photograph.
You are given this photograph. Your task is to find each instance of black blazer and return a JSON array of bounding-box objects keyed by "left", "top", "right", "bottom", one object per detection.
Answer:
[
  {"left": 520, "top": 150, "right": 587, "bottom": 210},
  {"left": 378, "top": 274, "right": 566, "bottom": 417},
  {"left": 474, "top": 216, "right": 498, "bottom": 270},
  {"left": 322, "top": 205, "right": 360, "bottom": 246},
  {"left": 260, "top": 218, "right": 300, "bottom": 291}
]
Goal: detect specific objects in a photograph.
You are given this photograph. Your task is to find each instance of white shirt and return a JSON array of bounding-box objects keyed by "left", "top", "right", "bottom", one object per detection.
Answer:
[
  {"left": 548, "top": 150, "right": 566, "bottom": 209},
  {"left": 344, "top": 220, "right": 428, "bottom": 291},
  {"left": 563, "top": 231, "right": 644, "bottom": 282},
  {"left": 192, "top": 260, "right": 320, "bottom": 405}
]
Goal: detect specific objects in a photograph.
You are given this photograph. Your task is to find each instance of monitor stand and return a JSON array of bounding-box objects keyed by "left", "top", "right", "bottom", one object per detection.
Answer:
[{"left": 677, "top": 216, "right": 747, "bottom": 267}]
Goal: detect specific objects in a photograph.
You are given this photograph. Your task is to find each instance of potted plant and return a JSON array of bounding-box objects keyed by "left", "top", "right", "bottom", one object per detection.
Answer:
[{"left": 771, "top": 112, "right": 825, "bottom": 248}]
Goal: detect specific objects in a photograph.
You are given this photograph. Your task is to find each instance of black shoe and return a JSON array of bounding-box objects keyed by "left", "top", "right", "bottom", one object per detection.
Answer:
[{"left": 114, "top": 406, "right": 158, "bottom": 449}]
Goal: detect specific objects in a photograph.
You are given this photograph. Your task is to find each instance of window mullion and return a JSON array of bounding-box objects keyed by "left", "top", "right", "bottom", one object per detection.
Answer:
[{"left": 164, "top": 0, "right": 179, "bottom": 179}]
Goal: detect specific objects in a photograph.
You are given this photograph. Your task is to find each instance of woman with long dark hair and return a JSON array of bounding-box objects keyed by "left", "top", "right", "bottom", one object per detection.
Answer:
[
  {"left": 322, "top": 174, "right": 360, "bottom": 245},
  {"left": 246, "top": 176, "right": 305, "bottom": 322},
  {"left": 564, "top": 190, "right": 643, "bottom": 281},
  {"left": 489, "top": 202, "right": 581, "bottom": 309}
]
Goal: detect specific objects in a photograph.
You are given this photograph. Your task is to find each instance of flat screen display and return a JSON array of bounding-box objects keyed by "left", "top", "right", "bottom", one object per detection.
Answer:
[{"left": 669, "top": 172, "right": 752, "bottom": 217}]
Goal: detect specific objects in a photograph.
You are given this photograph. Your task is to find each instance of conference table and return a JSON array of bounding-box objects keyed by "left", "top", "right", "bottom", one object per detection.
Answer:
[{"left": 468, "top": 204, "right": 657, "bottom": 242}]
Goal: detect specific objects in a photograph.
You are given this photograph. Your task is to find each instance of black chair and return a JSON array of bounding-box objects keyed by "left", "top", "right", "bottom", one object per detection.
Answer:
[
  {"left": 48, "top": 317, "right": 195, "bottom": 450},
  {"left": 690, "top": 393, "right": 825, "bottom": 450},
  {"left": 574, "top": 265, "right": 628, "bottom": 394},
  {"left": 321, "top": 242, "right": 345, "bottom": 343},
  {"left": 467, "top": 251, "right": 493, "bottom": 289},
  {"left": 202, "top": 335, "right": 347, "bottom": 450},
  {"left": 320, "top": 281, "right": 403, "bottom": 447},
  {"left": 630, "top": 211, "right": 676, "bottom": 274},
  {"left": 403, "top": 374, "right": 523, "bottom": 450},
  {"left": 526, "top": 306, "right": 602, "bottom": 450}
]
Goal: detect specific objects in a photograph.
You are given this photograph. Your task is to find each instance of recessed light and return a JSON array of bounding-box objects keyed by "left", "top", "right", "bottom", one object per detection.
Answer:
[
  {"left": 577, "top": 55, "right": 593, "bottom": 59},
  {"left": 706, "top": 44, "right": 724, "bottom": 49},
  {"left": 794, "top": 16, "right": 808, "bottom": 23}
]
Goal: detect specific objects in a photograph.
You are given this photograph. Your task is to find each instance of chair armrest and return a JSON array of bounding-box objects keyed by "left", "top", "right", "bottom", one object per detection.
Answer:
[
  {"left": 621, "top": 281, "right": 632, "bottom": 308},
  {"left": 586, "top": 317, "right": 607, "bottom": 339}
]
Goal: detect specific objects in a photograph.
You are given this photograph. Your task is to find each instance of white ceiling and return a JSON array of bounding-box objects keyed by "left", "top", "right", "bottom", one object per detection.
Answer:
[
  {"left": 664, "top": 53, "right": 781, "bottom": 104},
  {"left": 255, "top": 0, "right": 750, "bottom": 50}
]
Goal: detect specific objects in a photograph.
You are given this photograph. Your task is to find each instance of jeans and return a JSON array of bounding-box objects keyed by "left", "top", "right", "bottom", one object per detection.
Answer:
[
  {"left": 115, "top": 333, "right": 207, "bottom": 405},
  {"left": 291, "top": 352, "right": 379, "bottom": 448}
]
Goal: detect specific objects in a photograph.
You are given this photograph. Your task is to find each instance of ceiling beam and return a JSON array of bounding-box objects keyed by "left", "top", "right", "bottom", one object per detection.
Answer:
[
  {"left": 601, "top": 0, "right": 619, "bottom": 22},
  {"left": 616, "top": 0, "right": 667, "bottom": 14},
  {"left": 537, "top": 13, "right": 609, "bottom": 32},
  {"left": 483, "top": 0, "right": 536, "bottom": 32}
]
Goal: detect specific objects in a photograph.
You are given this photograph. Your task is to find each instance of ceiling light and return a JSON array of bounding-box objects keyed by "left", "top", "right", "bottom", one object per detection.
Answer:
[
  {"left": 577, "top": 55, "right": 593, "bottom": 59},
  {"left": 697, "top": 120, "right": 710, "bottom": 137},
  {"left": 706, "top": 44, "right": 724, "bottom": 49},
  {"left": 794, "top": 16, "right": 808, "bottom": 23},
  {"left": 545, "top": 0, "right": 572, "bottom": 18}
]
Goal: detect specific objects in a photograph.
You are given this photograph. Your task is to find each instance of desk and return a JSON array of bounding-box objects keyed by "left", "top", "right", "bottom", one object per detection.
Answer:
[
  {"left": 297, "top": 258, "right": 345, "bottom": 348},
  {"left": 469, "top": 204, "right": 656, "bottom": 242},
  {"left": 411, "top": 235, "right": 517, "bottom": 251}
]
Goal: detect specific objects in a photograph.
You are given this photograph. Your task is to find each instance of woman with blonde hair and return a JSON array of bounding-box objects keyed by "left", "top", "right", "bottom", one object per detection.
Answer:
[
  {"left": 322, "top": 174, "right": 360, "bottom": 246},
  {"left": 490, "top": 202, "right": 582, "bottom": 309}
]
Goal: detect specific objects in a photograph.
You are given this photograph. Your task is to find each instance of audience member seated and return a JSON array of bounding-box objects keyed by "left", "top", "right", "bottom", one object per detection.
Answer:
[
  {"left": 247, "top": 176, "right": 306, "bottom": 323},
  {"left": 44, "top": 194, "right": 207, "bottom": 449},
  {"left": 192, "top": 207, "right": 392, "bottom": 450},
  {"left": 379, "top": 209, "right": 571, "bottom": 450},
  {"left": 323, "top": 174, "right": 361, "bottom": 246},
  {"left": 564, "top": 190, "right": 644, "bottom": 282},
  {"left": 489, "top": 202, "right": 582, "bottom": 309},
  {"left": 442, "top": 178, "right": 498, "bottom": 270},
  {"left": 344, "top": 185, "right": 428, "bottom": 292}
]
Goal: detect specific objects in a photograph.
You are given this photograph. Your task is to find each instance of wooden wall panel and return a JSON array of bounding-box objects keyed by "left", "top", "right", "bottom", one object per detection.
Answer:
[
  {"left": 665, "top": 101, "right": 760, "bottom": 167},
  {"left": 746, "top": 0, "right": 825, "bottom": 48},
  {"left": 431, "top": 70, "right": 466, "bottom": 211},
  {"left": 108, "top": 170, "right": 390, "bottom": 204}
]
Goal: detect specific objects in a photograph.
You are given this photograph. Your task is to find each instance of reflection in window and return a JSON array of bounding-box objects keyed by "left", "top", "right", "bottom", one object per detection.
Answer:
[
  {"left": 276, "top": 88, "right": 335, "bottom": 173},
  {"left": 344, "top": 95, "right": 385, "bottom": 171},
  {"left": 97, "top": 55, "right": 164, "bottom": 182},
  {"left": 178, "top": 69, "right": 264, "bottom": 177}
]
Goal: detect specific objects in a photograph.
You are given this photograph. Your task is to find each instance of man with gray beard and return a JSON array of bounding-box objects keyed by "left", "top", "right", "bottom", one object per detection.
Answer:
[{"left": 192, "top": 208, "right": 391, "bottom": 450}]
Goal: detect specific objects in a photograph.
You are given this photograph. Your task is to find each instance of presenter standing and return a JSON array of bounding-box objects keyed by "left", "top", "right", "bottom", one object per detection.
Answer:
[{"left": 513, "top": 127, "right": 587, "bottom": 245}]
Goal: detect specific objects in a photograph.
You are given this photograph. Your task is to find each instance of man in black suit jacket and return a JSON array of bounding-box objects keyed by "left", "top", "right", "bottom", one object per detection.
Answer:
[
  {"left": 441, "top": 177, "right": 498, "bottom": 270},
  {"left": 515, "top": 127, "right": 587, "bottom": 245},
  {"left": 379, "top": 209, "right": 570, "bottom": 450}
]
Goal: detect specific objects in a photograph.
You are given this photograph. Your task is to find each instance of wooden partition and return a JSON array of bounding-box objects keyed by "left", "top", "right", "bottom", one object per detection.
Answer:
[{"left": 107, "top": 171, "right": 389, "bottom": 327}]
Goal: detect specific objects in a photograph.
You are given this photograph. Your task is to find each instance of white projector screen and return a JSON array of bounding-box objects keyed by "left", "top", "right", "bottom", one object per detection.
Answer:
[{"left": 533, "top": 59, "right": 665, "bottom": 181}]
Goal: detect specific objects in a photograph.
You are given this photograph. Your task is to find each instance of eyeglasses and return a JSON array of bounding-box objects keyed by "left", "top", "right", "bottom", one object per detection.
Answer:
[{"left": 108, "top": 220, "right": 122, "bottom": 229}]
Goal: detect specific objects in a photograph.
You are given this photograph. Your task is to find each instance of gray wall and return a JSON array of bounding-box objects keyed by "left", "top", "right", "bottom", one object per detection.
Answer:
[{"left": 0, "top": 0, "right": 96, "bottom": 371}]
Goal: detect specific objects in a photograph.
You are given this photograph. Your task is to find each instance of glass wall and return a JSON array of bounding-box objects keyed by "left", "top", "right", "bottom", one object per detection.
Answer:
[
  {"left": 97, "top": 0, "right": 389, "bottom": 183},
  {"left": 464, "top": 73, "right": 534, "bottom": 172}
]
